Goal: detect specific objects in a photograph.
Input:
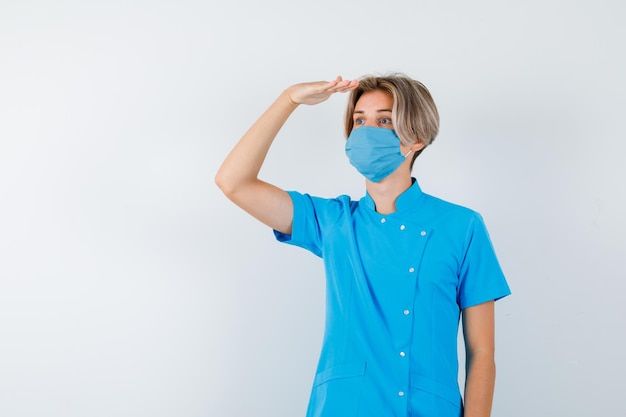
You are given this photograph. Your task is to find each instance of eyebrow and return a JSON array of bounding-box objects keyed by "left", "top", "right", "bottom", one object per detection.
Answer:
[{"left": 353, "top": 108, "right": 393, "bottom": 114}]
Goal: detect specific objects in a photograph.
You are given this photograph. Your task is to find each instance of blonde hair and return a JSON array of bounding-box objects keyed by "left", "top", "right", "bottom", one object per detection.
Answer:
[{"left": 344, "top": 73, "right": 440, "bottom": 167}]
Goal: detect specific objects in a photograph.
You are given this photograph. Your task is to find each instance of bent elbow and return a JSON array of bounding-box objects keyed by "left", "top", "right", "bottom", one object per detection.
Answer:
[
  {"left": 214, "top": 169, "right": 252, "bottom": 201},
  {"left": 214, "top": 169, "right": 235, "bottom": 197}
]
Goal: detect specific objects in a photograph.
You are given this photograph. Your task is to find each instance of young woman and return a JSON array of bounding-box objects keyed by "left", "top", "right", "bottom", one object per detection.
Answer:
[{"left": 215, "top": 74, "right": 511, "bottom": 417}]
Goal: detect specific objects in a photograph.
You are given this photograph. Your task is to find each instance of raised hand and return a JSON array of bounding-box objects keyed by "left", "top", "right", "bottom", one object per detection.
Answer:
[
  {"left": 216, "top": 75, "right": 359, "bottom": 235},
  {"left": 286, "top": 76, "right": 359, "bottom": 106}
]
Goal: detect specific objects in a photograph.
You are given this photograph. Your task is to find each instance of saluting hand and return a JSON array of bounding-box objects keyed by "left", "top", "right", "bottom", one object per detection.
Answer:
[{"left": 286, "top": 76, "right": 359, "bottom": 106}]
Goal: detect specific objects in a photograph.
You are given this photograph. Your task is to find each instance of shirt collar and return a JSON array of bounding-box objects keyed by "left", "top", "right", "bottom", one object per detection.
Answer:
[{"left": 361, "top": 177, "right": 424, "bottom": 212}]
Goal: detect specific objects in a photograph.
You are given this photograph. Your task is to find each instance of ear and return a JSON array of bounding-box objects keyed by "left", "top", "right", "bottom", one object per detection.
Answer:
[{"left": 411, "top": 141, "right": 426, "bottom": 152}]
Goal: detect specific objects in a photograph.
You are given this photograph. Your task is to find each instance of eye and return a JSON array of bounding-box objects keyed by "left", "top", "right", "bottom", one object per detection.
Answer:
[
  {"left": 380, "top": 117, "right": 392, "bottom": 125},
  {"left": 354, "top": 118, "right": 364, "bottom": 125}
]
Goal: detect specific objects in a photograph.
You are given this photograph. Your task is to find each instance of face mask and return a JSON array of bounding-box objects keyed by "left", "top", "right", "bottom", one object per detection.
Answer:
[{"left": 345, "top": 126, "right": 413, "bottom": 182}]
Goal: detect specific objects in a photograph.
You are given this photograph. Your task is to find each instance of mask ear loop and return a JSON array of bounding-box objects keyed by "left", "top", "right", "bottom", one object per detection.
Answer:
[{"left": 403, "top": 149, "right": 414, "bottom": 158}]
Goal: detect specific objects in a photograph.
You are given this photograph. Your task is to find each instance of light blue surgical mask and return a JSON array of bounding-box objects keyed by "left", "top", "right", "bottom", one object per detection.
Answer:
[{"left": 345, "top": 126, "right": 413, "bottom": 182}]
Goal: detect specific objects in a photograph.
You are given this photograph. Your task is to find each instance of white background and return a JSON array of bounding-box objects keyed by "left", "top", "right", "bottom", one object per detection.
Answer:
[{"left": 1, "top": 1, "right": 625, "bottom": 416}]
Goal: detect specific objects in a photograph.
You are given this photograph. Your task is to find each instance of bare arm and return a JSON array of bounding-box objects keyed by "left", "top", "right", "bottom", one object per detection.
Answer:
[
  {"left": 462, "top": 300, "right": 496, "bottom": 417},
  {"left": 214, "top": 77, "right": 358, "bottom": 234}
]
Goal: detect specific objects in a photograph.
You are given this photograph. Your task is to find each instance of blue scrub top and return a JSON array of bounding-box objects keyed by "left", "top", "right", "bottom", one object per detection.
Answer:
[{"left": 274, "top": 178, "right": 511, "bottom": 417}]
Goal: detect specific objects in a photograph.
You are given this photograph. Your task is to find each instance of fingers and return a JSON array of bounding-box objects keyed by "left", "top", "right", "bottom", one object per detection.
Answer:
[
  {"left": 287, "top": 76, "right": 358, "bottom": 105},
  {"left": 335, "top": 79, "right": 359, "bottom": 93},
  {"left": 328, "top": 75, "right": 343, "bottom": 86},
  {"left": 325, "top": 76, "right": 359, "bottom": 93}
]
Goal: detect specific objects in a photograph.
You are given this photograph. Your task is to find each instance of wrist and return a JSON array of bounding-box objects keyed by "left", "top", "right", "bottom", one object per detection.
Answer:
[{"left": 281, "top": 86, "right": 301, "bottom": 107}]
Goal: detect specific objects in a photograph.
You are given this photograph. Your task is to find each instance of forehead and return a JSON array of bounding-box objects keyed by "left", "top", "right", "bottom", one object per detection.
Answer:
[{"left": 354, "top": 89, "right": 393, "bottom": 111}]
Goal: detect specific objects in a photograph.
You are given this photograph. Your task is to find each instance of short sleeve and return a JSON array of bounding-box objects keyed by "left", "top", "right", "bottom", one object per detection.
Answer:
[
  {"left": 457, "top": 213, "right": 511, "bottom": 309},
  {"left": 273, "top": 191, "right": 344, "bottom": 258}
]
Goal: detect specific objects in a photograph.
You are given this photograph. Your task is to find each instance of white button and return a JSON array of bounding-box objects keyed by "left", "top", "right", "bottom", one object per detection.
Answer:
[
  {"left": 399, "top": 351, "right": 406, "bottom": 357},
  {"left": 381, "top": 218, "right": 386, "bottom": 224},
  {"left": 408, "top": 267, "right": 415, "bottom": 273},
  {"left": 403, "top": 309, "right": 410, "bottom": 315},
  {"left": 398, "top": 391, "right": 405, "bottom": 397},
  {"left": 400, "top": 225, "right": 406, "bottom": 230},
  {"left": 420, "top": 230, "right": 427, "bottom": 236}
]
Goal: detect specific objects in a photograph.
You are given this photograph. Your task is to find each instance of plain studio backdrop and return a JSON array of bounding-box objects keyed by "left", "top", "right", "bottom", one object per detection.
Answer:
[{"left": 1, "top": 1, "right": 624, "bottom": 416}]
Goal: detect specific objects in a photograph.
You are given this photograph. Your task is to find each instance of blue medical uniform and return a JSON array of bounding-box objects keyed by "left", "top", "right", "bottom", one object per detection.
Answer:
[{"left": 274, "top": 178, "right": 511, "bottom": 417}]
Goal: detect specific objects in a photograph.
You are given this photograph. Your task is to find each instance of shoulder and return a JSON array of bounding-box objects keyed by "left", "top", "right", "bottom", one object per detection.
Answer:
[
  {"left": 287, "top": 190, "right": 358, "bottom": 217},
  {"left": 420, "top": 192, "right": 482, "bottom": 223},
  {"left": 287, "top": 190, "right": 355, "bottom": 206}
]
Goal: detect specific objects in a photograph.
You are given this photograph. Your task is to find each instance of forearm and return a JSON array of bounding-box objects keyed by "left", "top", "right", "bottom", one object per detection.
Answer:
[
  {"left": 463, "top": 352, "right": 496, "bottom": 417},
  {"left": 215, "top": 90, "right": 298, "bottom": 194}
]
